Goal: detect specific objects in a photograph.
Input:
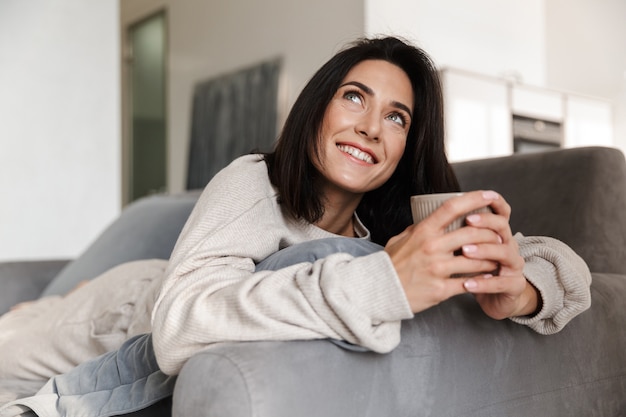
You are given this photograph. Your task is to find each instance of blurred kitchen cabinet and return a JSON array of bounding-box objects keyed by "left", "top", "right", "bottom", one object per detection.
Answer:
[
  {"left": 441, "top": 68, "right": 512, "bottom": 162},
  {"left": 441, "top": 67, "right": 614, "bottom": 162},
  {"left": 512, "top": 85, "right": 563, "bottom": 122},
  {"left": 564, "top": 95, "right": 613, "bottom": 148}
]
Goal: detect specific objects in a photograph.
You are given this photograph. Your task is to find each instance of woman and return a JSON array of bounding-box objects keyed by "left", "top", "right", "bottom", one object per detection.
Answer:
[
  {"left": 0, "top": 36, "right": 591, "bottom": 416},
  {"left": 151, "top": 36, "right": 590, "bottom": 375}
]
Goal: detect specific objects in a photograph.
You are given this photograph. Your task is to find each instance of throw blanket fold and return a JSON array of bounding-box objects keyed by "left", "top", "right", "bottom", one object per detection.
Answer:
[
  {"left": 0, "top": 334, "right": 175, "bottom": 417},
  {"left": 0, "top": 259, "right": 167, "bottom": 383}
]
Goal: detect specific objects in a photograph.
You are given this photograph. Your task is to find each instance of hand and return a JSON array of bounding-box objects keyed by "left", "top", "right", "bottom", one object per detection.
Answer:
[
  {"left": 459, "top": 193, "right": 539, "bottom": 318},
  {"left": 386, "top": 190, "right": 539, "bottom": 318},
  {"left": 385, "top": 190, "right": 503, "bottom": 313}
]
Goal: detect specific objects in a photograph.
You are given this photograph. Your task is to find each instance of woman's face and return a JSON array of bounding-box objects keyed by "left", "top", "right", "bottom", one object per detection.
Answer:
[{"left": 312, "top": 59, "right": 414, "bottom": 203}]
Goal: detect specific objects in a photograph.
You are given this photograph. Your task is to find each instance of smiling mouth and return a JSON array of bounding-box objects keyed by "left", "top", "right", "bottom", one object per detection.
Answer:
[{"left": 337, "top": 144, "right": 376, "bottom": 164}]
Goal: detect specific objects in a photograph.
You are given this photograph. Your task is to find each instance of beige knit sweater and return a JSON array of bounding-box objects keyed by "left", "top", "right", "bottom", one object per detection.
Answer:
[{"left": 151, "top": 155, "right": 592, "bottom": 376}]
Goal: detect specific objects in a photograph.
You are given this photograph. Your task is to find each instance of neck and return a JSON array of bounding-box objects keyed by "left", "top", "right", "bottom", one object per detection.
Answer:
[{"left": 314, "top": 190, "right": 362, "bottom": 237}]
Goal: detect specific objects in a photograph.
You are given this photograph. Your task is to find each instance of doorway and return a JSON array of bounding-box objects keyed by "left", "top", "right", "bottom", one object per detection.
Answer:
[{"left": 123, "top": 11, "right": 167, "bottom": 204}]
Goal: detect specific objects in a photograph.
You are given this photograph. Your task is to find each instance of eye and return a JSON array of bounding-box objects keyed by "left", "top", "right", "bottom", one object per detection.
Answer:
[
  {"left": 387, "top": 112, "right": 408, "bottom": 127},
  {"left": 343, "top": 90, "right": 363, "bottom": 105}
]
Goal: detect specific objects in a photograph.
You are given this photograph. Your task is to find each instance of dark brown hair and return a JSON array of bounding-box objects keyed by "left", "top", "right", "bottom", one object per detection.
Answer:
[{"left": 265, "top": 36, "right": 459, "bottom": 245}]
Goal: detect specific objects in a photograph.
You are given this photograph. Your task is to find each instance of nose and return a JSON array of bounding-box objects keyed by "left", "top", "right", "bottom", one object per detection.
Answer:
[{"left": 355, "top": 110, "right": 381, "bottom": 141}]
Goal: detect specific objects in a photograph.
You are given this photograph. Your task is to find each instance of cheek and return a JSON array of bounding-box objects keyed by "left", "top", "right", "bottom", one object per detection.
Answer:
[
  {"left": 324, "top": 101, "right": 357, "bottom": 133},
  {"left": 318, "top": 111, "right": 338, "bottom": 149},
  {"left": 387, "top": 137, "right": 407, "bottom": 166}
]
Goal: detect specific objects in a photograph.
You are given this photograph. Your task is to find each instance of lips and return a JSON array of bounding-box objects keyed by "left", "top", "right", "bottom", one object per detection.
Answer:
[{"left": 336, "top": 144, "right": 376, "bottom": 164}]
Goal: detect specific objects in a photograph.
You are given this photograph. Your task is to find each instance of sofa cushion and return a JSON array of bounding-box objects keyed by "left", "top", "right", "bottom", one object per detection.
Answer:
[{"left": 41, "top": 192, "right": 200, "bottom": 297}]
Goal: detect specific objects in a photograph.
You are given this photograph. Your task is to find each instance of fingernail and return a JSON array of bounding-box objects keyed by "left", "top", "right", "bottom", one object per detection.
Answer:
[
  {"left": 464, "top": 279, "right": 478, "bottom": 290},
  {"left": 466, "top": 214, "right": 481, "bottom": 224},
  {"left": 483, "top": 274, "right": 493, "bottom": 279},
  {"left": 497, "top": 235, "right": 503, "bottom": 244},
  {"left": 462, "top": 244, "right": 477, "bottom": 254},
  {"left": 483, "top": 191, "right": 500, "bottom": 200}
]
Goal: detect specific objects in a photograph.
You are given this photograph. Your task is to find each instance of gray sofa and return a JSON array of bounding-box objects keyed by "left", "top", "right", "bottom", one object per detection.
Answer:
[{"left": 1, "top": 146, "right": 625, "bottom": 416}]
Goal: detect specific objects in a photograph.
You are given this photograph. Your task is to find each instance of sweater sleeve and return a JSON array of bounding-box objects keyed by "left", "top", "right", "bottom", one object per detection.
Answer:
[
  {"left": 151, "top": 157, "right": 413, "bottom": 375},
  {"left": 509, "top": 233, "right": 592, "bottom": 334}
]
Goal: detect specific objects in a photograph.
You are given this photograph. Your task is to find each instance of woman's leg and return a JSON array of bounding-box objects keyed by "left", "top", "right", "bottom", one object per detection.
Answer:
[
  {"left": 255, "top": 237, "right": 383, "bottom": 272},
  {"left": 256, "top": 237, "right": 384, "bottom": 352}
]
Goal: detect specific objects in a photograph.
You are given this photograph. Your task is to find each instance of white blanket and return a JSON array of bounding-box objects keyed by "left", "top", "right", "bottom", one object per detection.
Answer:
[{"left": 0, "top": 259, "right": 167, "bottom": 404}]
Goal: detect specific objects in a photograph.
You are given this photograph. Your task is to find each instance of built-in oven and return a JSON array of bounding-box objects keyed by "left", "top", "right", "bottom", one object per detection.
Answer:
[{"left": 512, "top": 114, "right": 563, "bottom": 154}]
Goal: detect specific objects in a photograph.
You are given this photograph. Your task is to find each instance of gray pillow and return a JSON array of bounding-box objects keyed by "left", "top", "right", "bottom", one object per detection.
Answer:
[{"left": 41, "top": 191, "right": 200, "bottom": 297}]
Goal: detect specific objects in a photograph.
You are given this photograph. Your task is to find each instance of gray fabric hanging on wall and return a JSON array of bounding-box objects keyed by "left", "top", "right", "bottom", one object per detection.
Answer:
[{"left": 186, "top": 58, "right": 281, "bottom": 190}]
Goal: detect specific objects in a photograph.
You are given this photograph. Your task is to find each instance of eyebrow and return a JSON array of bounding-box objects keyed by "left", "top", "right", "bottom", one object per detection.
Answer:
[{"left": 339, "top": 81, "right": 413, "bottom": 120}]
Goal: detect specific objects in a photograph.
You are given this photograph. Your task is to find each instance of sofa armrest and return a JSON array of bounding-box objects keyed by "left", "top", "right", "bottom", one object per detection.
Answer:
[
  {"left": 0, "top": 259, "right": 71, "bottom": 314},
  {"left": 170, "top": 147, "right": 626, "bottom": 417},
  {"left": 173, "top": 273, "right": 626, "bottom": 416},
  {"left": 452, "top": 146, "right": 626, "bottom": 274}
]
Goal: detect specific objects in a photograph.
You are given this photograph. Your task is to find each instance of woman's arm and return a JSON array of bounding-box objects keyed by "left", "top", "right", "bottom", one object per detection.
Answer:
[
  {"left": 151, "top": 157, "right": 413, "bottom": 375},
  {"left": 436, "top": 191, "right": 591, "bottom": 330},
  {"left": 450, "top": 192, "right": 592, "bottom": 330},
  {"left": 508, "top": 234, "right": 592, "bottom": 333},
  {"left": 386, "top": 190, "right": 591, "bottom": 330}
]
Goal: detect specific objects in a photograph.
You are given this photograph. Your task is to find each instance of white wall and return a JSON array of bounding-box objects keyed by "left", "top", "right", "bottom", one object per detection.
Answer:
[
  {"left": 122, "top": 0, "right": 365, "bottom": 194},
  {"left": 366, "top": 0, "right": 626, "bottom": 154},
  {"left": 3, "top": 0, "right": 623, "bottom": 261},
  {"left": 0, "top": 1, "right": 121, "bottom": 261},
  {"left": 0, "top": 0, "right": 363, "bottom": 262},
  {"left": 365, "top": 0, "right": 546, "bottom": 85},
  {"left": 545, "top": 0, "right": 626, "bottom": 153}
]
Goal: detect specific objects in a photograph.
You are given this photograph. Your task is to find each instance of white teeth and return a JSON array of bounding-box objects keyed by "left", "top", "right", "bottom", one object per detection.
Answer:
[{"left": 337, "top": 144, "right": 375, "bottom": 164}]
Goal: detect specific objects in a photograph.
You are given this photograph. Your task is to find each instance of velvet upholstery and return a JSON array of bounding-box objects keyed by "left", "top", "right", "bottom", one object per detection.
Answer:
[
  {"left": 173, "top": 147, "right": 626, "bottom": 416},
  {"left": 175, "top": 271, "right": 625, "bottom": 416},
  {"left": 1, "top": 147, "right": 624, "bottom": 416},
  {"left": 454, "top": 146, "right": 626, "bottom": 274}
]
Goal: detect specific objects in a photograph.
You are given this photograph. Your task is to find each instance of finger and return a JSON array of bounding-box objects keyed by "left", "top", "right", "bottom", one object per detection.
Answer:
[
  {"left": 402, "top": 274, "right": 472, "bottom": 313},
  {"left": 448, "top": 256, "right": 500, "bottom": 278},
  {"left": 485, "top": 191, "right": 512, "bottom": 219},
  {"left": 439, "top": 227, "right": 501, "bottom": 257},
  {"left": 462, "top": 273, "right": 527, "bottom": 294},
  {"left": 440, "top": 277, "right": 476, "bottom": 300},
  {"left": 421, "top": 191, "right": 500, "bottom": 233},
  {"left": 464, "top": 211, "right": 513, "bottom": 242},
  {"left": 461, "top": 241, "right": 523, "bottom": 271}
]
